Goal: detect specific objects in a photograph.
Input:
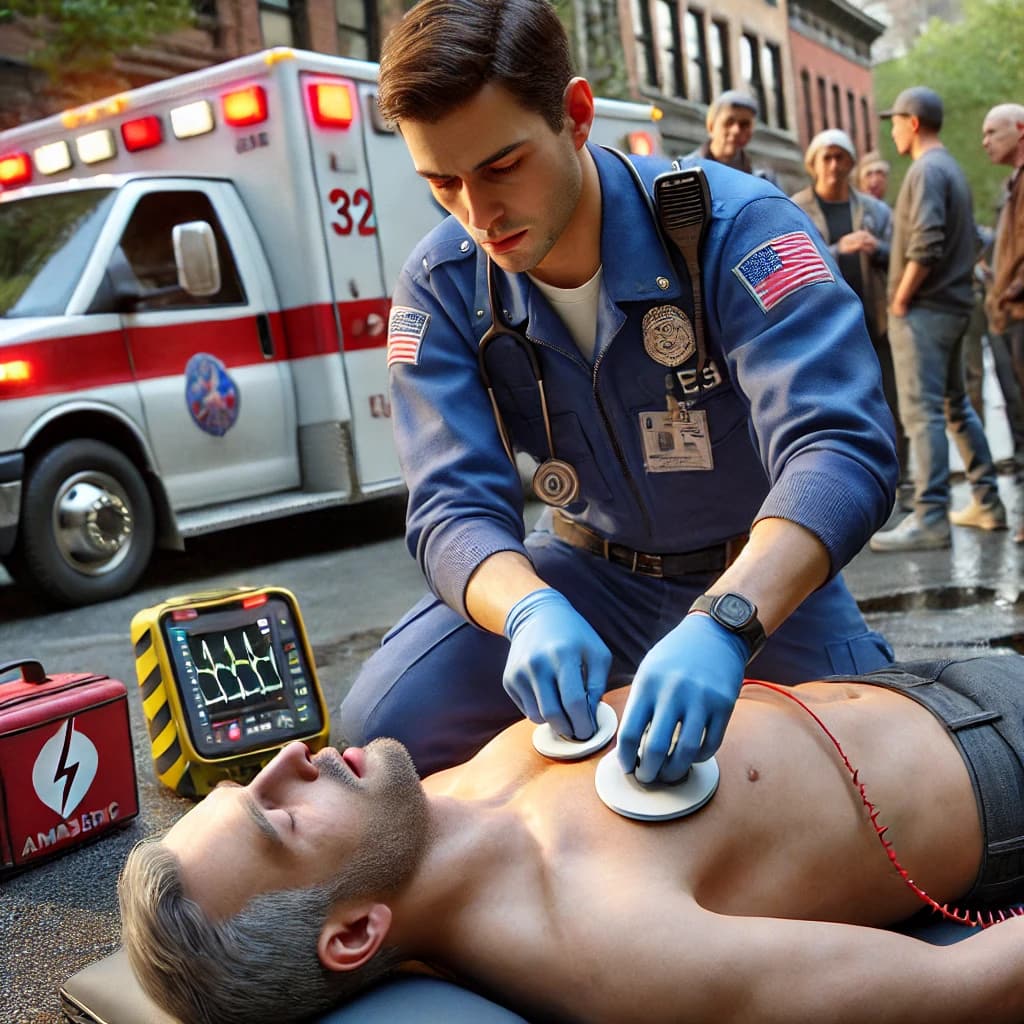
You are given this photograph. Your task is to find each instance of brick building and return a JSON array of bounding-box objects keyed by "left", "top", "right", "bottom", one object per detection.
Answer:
[
  {"left": 620, "top": 0, "right": 805, "bottom": 190},
  {"left": 788, "top": 0, "right": 885, "bottom": 163}
]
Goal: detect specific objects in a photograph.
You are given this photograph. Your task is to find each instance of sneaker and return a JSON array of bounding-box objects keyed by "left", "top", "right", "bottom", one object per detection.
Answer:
[
  {"left": 949, "top": 498, "right": 1008, "bottom": 531},
  {"left": 869, "top": 514, "right": 951, "bottom": 552}
]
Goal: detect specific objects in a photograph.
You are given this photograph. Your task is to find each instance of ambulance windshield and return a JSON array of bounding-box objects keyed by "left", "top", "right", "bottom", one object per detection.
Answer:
[{"left": 0, "top": 188, "right": 115, "bottom": 318}]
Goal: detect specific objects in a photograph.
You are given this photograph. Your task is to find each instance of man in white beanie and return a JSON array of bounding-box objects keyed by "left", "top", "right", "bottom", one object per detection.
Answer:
[{"left": 791, "top": 129, "right": 906, "bottom": 488}]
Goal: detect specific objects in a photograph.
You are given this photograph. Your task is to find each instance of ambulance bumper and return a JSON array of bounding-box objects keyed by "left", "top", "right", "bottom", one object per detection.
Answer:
[{"left": 0, "top": 452, "right": 24, "bottom": 556}]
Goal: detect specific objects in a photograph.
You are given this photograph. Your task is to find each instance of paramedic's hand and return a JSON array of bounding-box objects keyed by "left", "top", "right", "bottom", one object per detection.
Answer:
[
  {"left": 618, "top": 613, "right": 747, "bottom": 784},
  {"left": 503, "top": 588, "right": 610, "bottom": 741}
]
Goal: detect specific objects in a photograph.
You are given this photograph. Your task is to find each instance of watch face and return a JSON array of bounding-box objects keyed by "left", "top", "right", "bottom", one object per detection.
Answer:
[{"left": 715, "top": 593, "right": 754, "bottom": 627}]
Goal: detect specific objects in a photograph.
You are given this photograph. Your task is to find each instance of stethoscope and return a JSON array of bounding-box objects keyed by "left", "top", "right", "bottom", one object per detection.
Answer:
[
  {"left": 478, "top": 258, "right": 581, "bottom": 507},
  {"left": 475, "top": 149, "right": 709, "bottom": 509}
]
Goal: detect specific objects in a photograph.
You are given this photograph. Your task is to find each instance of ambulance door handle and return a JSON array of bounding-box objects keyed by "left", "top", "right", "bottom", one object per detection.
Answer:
[{"left": 256, "top": 312, "right": 275, "bottom": 359}]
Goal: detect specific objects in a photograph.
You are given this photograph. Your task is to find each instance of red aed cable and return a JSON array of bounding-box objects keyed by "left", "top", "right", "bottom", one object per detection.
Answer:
[{"left": 742, "top": 678, "right": 1024, "bottom": 930}]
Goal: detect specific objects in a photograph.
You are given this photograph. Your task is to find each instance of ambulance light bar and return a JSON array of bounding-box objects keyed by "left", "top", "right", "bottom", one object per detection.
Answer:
[
  {"left": 121, "top": 115, "right": 163, "bottom": 152},
  {"left": 222, "top": 85, "right": 268, "bottom": 127},
  {"left": 7, "top": 72, "right": 360, "bottom": 185},
  {"left": 0, "top": 151, "right": 31, "bottom": 187},
  {"left": 308, "top": 81, "right": 354, "bottom": 128}
]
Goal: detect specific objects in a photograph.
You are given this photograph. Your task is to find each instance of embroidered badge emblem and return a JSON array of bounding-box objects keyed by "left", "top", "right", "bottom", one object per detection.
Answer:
[{"left": 642, "top": 305, "right": 696, "bottom": 367}]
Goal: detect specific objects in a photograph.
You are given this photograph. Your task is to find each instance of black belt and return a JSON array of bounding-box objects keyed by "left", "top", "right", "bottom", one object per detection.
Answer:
[{"left": 551, "top": 512, "right": 748, "bottom": 578}]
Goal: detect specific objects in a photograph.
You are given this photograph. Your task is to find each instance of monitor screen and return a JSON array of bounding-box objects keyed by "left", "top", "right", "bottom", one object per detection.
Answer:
[{"left": 162, "top": 594, "right": 323, "bottom": 759}]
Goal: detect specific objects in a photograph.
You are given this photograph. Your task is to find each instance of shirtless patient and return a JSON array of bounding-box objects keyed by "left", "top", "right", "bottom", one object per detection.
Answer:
[{"left": 120, "top": 655, "right": 1024, "bottom": 1024}]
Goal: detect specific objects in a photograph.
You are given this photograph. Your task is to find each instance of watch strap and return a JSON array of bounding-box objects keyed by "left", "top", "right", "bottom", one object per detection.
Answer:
[{"left": 689, "top": 592, "right": 766, "bottom": 665}]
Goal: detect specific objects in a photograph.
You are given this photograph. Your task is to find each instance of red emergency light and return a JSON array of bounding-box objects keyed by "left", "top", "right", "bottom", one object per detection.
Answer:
[
  {"left": 628, "top": 131, "right": 656, "bottom": 157},
  {"left": 121, "top": 115, "right": 163, "bottom": 152},
  {"left": 241, "top": 593, "right": 269, "bottom": 610},
  {"left": 309, "top": 82, "right": 354, "bottom": 128},
  {"left": 0, "top": 151, "right": 31, "bottom": 187},
  {"left": 222, "top": 85, "right": 268, "bottom": 127}
]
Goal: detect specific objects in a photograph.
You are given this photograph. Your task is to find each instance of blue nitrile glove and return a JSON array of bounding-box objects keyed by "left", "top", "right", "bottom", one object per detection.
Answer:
[
  {"left": 503, "top": 588, "right": 611, "bottom": 740},
  {"left": 617, "top": 612, "right": 747, "bottom": 785}
]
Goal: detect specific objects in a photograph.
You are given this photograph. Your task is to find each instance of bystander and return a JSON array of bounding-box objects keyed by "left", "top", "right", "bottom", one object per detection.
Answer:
[
  {"left": 980, "top": 102, "right": 1024, "bottom": 543},
  {"left": 870, "top": 87, "right": 1006, "bottom": 552}
]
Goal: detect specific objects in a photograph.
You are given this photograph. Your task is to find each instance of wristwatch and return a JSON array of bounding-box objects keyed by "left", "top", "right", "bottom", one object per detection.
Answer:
[{"left": 689, "top": 592, "right": 766, "bottom": 664}]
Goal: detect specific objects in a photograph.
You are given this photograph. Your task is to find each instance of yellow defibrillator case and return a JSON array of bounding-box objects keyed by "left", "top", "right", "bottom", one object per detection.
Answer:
[{"left": 130, "top": 586, "right": 330, "bottom": 797}]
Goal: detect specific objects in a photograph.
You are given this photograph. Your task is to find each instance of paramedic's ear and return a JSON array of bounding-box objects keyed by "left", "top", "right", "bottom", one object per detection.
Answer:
[
  {"left": 319, "top": 902, "right": 393, "bottom": 973},
  {"left": 564, "top": 77, "right": 595, "bottom": 150}
]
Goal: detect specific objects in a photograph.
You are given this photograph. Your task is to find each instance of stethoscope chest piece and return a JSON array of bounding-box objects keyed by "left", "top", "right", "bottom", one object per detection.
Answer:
[{"left": 532, "top": 458, "right": 580, "bottom": 507}]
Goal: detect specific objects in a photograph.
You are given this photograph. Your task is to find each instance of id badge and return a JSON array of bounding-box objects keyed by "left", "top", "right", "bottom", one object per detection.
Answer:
[{"left": 638, "top": 408, "right": 713, "bottom": 472}]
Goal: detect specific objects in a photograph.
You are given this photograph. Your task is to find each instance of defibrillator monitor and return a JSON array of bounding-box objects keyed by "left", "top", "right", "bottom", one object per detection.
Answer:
[{"left": 130, "top": 587, "right": 330, "bottom": 798}]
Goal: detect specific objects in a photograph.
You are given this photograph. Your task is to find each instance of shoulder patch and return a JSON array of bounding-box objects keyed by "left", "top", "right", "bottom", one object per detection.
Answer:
[
  {"left": 732, "top": 231, "right": 834, "bottom": 313},
  {"left": 387, "top": 306, "right": 431, "bottom": 367}
]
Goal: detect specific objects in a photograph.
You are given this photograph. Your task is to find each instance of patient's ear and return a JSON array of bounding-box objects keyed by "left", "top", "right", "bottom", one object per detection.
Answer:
[{"left": 319, "top": 903, "right": 393, "bottom": 972}]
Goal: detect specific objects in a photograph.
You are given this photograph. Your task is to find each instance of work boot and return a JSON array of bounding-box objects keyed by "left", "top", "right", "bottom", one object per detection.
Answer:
[
  {"left": 949, "top": 498, "right": 1008, "bottom": 531},
  {"left": 869, "top": 514, "right": 951, "bottom": 552}
]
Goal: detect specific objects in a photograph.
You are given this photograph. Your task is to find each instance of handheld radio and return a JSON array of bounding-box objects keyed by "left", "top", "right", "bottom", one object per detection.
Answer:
[{"left": 130, "top": 586, "right": 330, "bottom": 797}]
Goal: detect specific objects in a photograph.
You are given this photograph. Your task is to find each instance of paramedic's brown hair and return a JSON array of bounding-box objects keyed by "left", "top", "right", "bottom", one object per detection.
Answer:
[{"left": 377, "top": 0, "right": 574, "bottom": 133}]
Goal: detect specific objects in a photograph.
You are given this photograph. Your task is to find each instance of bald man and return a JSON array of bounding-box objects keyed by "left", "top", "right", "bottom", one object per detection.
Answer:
[
  {"left": 120, "top": 656, "right": 1024, "bottom": 1024},
  {"left": 982, "top": 102, "right": 1024, "bottom": 542}
]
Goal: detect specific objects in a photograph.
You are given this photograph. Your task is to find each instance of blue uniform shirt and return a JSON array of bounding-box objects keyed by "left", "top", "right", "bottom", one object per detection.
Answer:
[{"left": 388, "top": 145, "right": 898, "bottom": 619}]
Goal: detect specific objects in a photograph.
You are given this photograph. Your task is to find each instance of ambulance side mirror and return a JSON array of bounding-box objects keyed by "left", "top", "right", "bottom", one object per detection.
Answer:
[{"left": 173, "top": 221, "right": 221, "bottom": 297}]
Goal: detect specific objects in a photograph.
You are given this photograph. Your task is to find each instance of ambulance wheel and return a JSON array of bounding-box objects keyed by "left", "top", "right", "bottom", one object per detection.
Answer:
[{"left": 9, "top": 440, "right": 155, "bottom": 607}]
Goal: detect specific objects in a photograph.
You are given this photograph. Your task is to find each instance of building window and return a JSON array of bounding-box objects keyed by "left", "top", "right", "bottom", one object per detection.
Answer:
[
  {"left": 655, "top": 0, "right": 685, "bottom": 97},
  {"left": 861, "top": 96, "right": 872, "bottom": 151},
  {"left": 801, "top": 69, "right": 814, "bottom": 140},
  {"left": 740, "top": 33, "right": 765, "bottom": 121},
  {"left": 832, "top": 83, "right": 842, "bottom": 128},
  {"left": 817, "top": 76, "right": 828, "bottom": 128},
  {"left": 336, "top": 0, "right": 375, "bottom": 59},
  {"left": 846, "top": 89, "right": 857, "bottom": 148},
  {"left": 710, "top": 20, "right": 731, "bottom": 96},
  {"left": 259, "top": 0, "right": 303, "bottom": 48},
  {"left": 763, "top": 41, "right": 786, "bottom": 130},
  {"left": 685, "top": 9, "right": 711, "bottom": 104},
  {"left": 632, "top": 0, "right": 659, "bottom": 90}
]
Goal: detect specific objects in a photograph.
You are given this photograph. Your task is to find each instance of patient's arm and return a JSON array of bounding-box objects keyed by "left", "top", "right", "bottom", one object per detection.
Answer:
[{"left": 571, "top": 903, "right": 1024, "bottom": 1024}]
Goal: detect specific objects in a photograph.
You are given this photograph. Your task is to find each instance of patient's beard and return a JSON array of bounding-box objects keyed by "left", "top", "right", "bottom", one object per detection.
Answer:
[{"left": 316, "top": 738, "right": 431, "bottom": 902}]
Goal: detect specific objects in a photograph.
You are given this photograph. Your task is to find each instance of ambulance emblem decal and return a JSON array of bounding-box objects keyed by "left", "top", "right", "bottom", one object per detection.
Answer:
[
  {"left": 642, "top": 305, "right": 696, "bottom": 367},
  {"left": 32, "top": 718, "right": 98, "bottom": 819},
  {"left": 185, "top": 353, "right": 240, "bottom": 437}
]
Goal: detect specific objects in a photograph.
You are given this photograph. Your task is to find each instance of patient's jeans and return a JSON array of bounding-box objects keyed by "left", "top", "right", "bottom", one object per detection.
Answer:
[{"left": 889, "top": 306, "right": 1001, "bottom": 524}]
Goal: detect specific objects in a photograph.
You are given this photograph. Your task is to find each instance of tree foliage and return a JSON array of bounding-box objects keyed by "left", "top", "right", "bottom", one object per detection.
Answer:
[
  {"left": 0, "top": 0, "right": 195, "bottom": 107},
  {"left": 873, "top": 0, "right": 1024, "bottom": 224}
]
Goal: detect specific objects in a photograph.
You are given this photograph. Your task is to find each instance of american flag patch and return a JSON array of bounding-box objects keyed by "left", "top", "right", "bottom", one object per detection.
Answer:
[
  {"left": 387, "top": 306, "right": 431, "bottom": 367},
  {"left": 733, "top": 231, "right": 834, "bottom": 313}
]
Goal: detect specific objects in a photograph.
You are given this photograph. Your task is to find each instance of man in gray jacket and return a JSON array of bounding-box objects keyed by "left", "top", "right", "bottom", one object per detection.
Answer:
[
  {"left": 870, "top": 87, "right": 1006, "bottom": 552},
  {"left": 791, "top": 129, "right": 905, "bottom": 484}
]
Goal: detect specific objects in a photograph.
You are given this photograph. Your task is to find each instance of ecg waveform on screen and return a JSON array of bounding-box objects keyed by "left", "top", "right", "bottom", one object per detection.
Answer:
[{"left": 191, "top": 625, "right": 285, "bottom": 708}]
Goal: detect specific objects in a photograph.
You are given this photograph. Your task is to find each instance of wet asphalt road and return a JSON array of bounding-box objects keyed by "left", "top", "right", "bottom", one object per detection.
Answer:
[{"left": 1, "top": 463, "right": 1022, "bottom": 1023}]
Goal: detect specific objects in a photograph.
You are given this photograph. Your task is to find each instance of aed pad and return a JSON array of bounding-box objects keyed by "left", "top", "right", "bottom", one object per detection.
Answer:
[{"left": 130, "top": 586, "right": 329, "bottom": 798}]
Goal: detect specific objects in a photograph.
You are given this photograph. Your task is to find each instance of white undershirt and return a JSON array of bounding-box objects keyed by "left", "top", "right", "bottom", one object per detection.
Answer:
[{"left": 528, "top": 266, "right": 604, "bottom": 364}]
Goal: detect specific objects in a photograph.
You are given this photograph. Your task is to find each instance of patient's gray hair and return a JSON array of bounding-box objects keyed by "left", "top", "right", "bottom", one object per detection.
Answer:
[{"left": 119, "top": 841, "right": 401, "bottom": 1024}]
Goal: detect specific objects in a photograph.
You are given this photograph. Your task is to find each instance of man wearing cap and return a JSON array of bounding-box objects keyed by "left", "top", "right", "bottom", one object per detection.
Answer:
[
  {"left": 856, "top": 151, "right": 891, "bottom": 203},
  {"left": 870, "top": 87, "right": 1006, "bottom": 552},
  {"left": 981, "top": 102, "right": 1024, "bottom": 544},
  {"left": 684, "top": 90, "right": 760, "bottom": 174},
  {"left": 790, "top": 129, "right": 905, "bottom": 486}
]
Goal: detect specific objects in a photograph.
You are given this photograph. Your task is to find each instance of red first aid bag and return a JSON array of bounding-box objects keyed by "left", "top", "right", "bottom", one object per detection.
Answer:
[{"left": 0, "top": 659, "right": 139, "bottom": 877}]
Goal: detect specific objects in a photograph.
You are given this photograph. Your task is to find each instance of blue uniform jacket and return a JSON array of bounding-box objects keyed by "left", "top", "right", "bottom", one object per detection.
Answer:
[{"left": 388, "top": 145, "right": 898, "bottom": 619}]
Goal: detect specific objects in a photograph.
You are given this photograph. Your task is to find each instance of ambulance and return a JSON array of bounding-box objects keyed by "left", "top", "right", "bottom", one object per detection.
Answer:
[{"left": 0, "top": 47, "right": 663, "bottom": 607}]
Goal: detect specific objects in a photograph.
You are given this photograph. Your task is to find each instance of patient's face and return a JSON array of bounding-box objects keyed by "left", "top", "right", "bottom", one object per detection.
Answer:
[{"left": 163, "top": 739, "right": 429, "bottom": 918}]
